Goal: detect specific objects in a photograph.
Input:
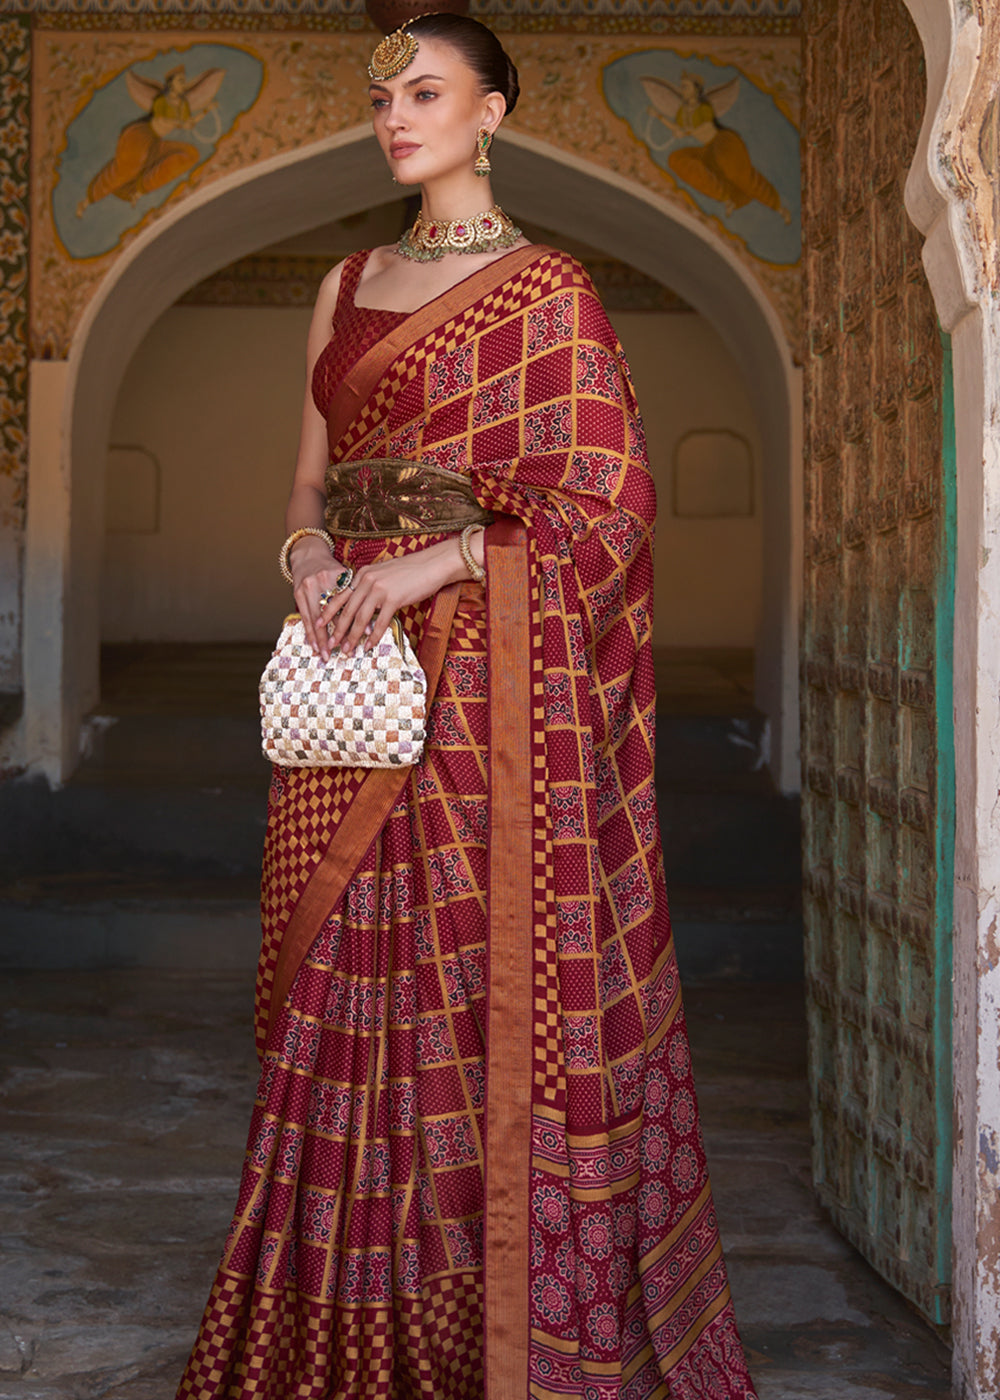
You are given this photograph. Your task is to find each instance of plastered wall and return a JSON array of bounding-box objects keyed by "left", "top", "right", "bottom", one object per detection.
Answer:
[
  {"left": 103, "top": 302, "right": 761, "bottom": 647},
  {"left": 609, "top": 311, "right": 762, "bottom": 648}
]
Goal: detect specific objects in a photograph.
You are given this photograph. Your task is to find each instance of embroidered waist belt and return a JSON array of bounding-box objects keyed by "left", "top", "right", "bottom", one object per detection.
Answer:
[{"left": 325, "top": 457, "right": 492, "bottom": 539}]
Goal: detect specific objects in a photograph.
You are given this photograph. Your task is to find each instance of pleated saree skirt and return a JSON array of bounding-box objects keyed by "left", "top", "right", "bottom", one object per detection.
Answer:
[{"left": 177, "top": 589, "right": 490, "bottom": 1399}]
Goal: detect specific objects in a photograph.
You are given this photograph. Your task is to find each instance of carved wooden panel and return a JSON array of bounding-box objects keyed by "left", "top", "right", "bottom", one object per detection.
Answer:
[{"left": 802, "top": 0, "right": 953, "bottom": 1324}]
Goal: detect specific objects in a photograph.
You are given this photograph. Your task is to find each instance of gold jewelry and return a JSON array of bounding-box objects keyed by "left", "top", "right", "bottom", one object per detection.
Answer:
[
  {"left": 279, "top": 527, "right": 336, "bottom": 584},
  {"left": 318, "top": 571, "right": 353, "bottom": 609},
  {"left": 474, "top": 127, "right": 493, "bottom": 177},
  {"left": 459, "top": 524, "right": 486, "bottom": 584},
  {"left": 368, "top": 24, "right": 418, "bottom": 82},
  {"left": 397, "top": 204, "right": 522, "bottom": 262}
]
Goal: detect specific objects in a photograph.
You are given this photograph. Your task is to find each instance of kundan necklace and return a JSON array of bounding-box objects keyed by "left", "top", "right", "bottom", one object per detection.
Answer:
[{"left": 397, "top": 204, "right": 523, "bottom": 262}]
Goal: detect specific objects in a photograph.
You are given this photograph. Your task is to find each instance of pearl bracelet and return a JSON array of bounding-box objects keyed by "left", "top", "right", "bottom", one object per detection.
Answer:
[
  {"left": 279, "top": 527, "right": 336, "bottom": 584},
  {"left": 459, "top": 524, "right": 486, "bottom": 584}
]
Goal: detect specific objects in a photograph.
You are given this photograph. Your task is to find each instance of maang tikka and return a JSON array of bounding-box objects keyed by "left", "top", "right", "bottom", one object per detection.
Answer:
[
  {"left": 368, "top": 22, "right": 418, "bottom": 82},
  {"left": 474, "top": 127, "right": 493, "bottom": 177}
]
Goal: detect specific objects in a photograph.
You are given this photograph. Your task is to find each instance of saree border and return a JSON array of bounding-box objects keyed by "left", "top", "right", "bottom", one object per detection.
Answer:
[
  {"left": 484, "top": 515, "right": 534, "bottom": 1400},
  {"left": 262, "top": 581, "right": 461, "bottom": 1052}
]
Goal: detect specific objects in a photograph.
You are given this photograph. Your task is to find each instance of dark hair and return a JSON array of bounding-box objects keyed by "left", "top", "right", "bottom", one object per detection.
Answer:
[{"left": 406, "top": 13, "right": 520, "bottom": 115}]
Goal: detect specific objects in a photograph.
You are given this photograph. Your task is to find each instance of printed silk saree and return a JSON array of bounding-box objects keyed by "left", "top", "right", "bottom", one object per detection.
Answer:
[{"left": 177, "top": 246, "right": 758, "bottom": 1400}]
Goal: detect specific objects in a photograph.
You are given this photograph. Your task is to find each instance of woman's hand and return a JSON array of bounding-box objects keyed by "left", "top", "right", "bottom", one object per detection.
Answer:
[
  {"left": 318, "top": 541, "right": 467, "bottom": 656},
  {"left": 291, "top": 538, "right": 352, "bottom": 662}
]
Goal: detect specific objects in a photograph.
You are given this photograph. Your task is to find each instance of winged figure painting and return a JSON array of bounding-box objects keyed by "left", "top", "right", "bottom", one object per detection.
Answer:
[
  {"left": 642, "top": 72, "right": 791, "bottom": 224},
  {"left": 76, "top": 65, "right": 224, "bottom": 218}
]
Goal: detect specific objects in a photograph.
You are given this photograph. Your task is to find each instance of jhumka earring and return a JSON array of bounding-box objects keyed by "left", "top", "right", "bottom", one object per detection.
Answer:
[{"left": 474, "top": 127, "right": 493, "bottom": 177}]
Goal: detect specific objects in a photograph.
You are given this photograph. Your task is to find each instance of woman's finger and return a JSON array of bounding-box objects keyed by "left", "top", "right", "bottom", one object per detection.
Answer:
[
  {"left": 363, "top": 608, "right": 391, "bottom": 651},
  {"left": 333, "top": 602, "right": 375, "bottom": 654},
  {"left": 327, "top": 572, "right": 371, "bottom": 644},
  {"left": 294, "top": 585, "right": 321, "bottom": 658},
  {"left": 334, "top": 587, "right": 382, "bottom": 653},
  {"left": 314, "top": 566, "right": 356, "bottom": 624}
]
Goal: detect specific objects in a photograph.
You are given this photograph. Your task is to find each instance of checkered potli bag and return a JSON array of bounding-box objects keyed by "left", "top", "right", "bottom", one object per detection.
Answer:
[{"left": 259, "top": 613, "right": 427, "bottom": 767}]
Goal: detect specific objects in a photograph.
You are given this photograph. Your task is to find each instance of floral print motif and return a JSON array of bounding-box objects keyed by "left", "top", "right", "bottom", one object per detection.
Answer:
[
  {"left": 532, "top": 1273, "right": 572, "bottom": 1326},
  {"left": 0, "top": 18, "right": 27, "bottom": 690},
  {"left": 299, "top": 1186, "right": 337, "bottom": 1246},
  {"left": 533, "top": 1183, "right": 570, "bottom": 1234},
  {"left": 670, "top": 1141, "right": 702, "bottom": 1191},
  {"left": 644, "top": 1066, "right": 671, "bottom": 1118},
  {"left": 577, "top": 1210, "right": 615, "bottom": 1260},
  {"left": 587, "top": 1301, "right": 621, "bottom": 1351},
  {"left": 564, "top": 1013, "right": 600, "bottom": 1070},
  {"left": 640, "top": 1124, "right": 670, "bottom": 1174},
  {"left": 472, "top": 370, "right": 521, "bottom": 427},
  {"left": 526, "top": 292, "right": 576, "bottom": 355},
  {"left": 574, "top": 1254, "right": 599, "bottom": 1303},
  {"left": 669, "top": 1028, "right": 692, "bottom": 1079},
  {"left": 670, "top": 1086, "right": 697, "bottom": 1136},
  {"left": 423, "top": 1113, "right": 478, "bottom": 1170}
]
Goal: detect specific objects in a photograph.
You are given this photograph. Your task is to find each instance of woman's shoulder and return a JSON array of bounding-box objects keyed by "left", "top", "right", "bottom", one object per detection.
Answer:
[
  {"left": 523, "top": 244, "right": 597, "bottom": 286},
  {"left": 313, "top": 248, "right": 383, "bottom": 315},
  {"left": 522, "top": 246, "right": 608, "bottom": 315}
]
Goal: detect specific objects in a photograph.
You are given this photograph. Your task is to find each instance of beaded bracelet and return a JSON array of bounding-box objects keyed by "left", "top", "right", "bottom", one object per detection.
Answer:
[
  {"left": 279, "top": 527, "right": 336, "bottom": 584},
  {"left": 459, "top": 524, "right": 486, "bottom": 584}
]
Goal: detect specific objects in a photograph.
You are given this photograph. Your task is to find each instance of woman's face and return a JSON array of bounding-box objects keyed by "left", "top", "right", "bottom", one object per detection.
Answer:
[{"left": 369, "top": 37, "right": 502, "bottom": 186}]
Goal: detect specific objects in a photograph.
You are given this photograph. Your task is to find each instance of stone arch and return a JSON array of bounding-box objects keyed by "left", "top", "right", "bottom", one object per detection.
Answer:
[{"left": 33, "top": 123, "right": 799, "bottom": 787}]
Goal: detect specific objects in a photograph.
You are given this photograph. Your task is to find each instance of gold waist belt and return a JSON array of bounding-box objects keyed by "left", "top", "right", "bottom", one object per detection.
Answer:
[{"left": 325, "top": 457, "right": 492, "bottom": 539}]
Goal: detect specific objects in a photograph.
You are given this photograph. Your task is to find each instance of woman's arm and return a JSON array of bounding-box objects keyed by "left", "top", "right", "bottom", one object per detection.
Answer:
[
  {"left": 284, "top": 263, "right": 355, "bottom": 660},
  {"left": 320, "top": 528, "right": 484, "bottom": 655},
  {"left": 287, "top": 258, "right": 485, "bottom": 661}
]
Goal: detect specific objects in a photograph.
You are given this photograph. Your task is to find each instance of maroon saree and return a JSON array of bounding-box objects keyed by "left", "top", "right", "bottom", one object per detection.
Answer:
[{"left": 177, "top": 246, "right": 758, "bottom": 1400}]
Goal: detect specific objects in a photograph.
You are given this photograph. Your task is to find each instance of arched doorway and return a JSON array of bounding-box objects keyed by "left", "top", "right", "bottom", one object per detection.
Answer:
[{"left": 26, "top": 125, "right": 799, "bottom": 791}]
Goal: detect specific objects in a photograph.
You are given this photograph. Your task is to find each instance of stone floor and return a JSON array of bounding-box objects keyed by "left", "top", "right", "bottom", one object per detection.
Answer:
[{"left": 0, "top": 970, "right": 951, "bottom": 1399}]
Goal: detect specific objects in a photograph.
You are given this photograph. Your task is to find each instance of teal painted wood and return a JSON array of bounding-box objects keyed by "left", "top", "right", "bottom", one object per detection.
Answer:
[
  {"left": 931, "top": 330, "right": 956, "bottom": 1324},
  {"left": 802, "top": 0, "right": 954, "bottom": 1325}
]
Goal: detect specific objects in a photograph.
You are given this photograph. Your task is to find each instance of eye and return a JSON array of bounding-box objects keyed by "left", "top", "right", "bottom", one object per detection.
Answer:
[
  {"left": 415, "top": 88, "right": 438, "bottom": 101},
  {"left": 370, "top": 96, "right": 388, "bottom": 110}
]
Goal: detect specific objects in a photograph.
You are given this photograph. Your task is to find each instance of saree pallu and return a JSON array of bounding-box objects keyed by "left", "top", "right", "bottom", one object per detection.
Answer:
[{"left": 177, "top": 247, "right": 758, "bottom": 1400}]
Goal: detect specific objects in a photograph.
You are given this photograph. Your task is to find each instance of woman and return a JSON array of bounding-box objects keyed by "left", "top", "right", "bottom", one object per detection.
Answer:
[{"left": 177, "top": 14, "right": 758, "bottom": 1399}]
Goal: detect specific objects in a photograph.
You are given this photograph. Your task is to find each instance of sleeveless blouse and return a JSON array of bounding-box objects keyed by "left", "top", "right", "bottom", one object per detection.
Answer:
[{"left": 311, "top": 250, "right": 407, "bottom": 422}]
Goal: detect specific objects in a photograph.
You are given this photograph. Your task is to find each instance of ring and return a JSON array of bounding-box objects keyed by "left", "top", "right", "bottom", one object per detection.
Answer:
[
  {"left": 318, "top": 589, "right": 334, "bottom": 607},
  {"left": 335, "top": 568, "right": 354, "bottom": 592}
]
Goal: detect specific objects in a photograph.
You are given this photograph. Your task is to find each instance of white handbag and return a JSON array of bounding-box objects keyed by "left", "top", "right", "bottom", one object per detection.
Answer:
[{"left": 259, "top": 613, "right": 427, "bottom": 768}]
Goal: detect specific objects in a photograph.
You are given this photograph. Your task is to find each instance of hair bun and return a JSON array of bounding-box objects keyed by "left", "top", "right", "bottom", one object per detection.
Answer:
[{"left": 365, "top": 0, "right": 469, "bottom": 37}]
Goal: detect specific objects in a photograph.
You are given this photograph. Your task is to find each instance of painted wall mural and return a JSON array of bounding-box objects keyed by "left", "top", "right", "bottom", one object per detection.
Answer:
[
  {"left": 55, "top": 44, "right": 263, "bottom": 260},
  {"left": 603, "top": 50, "right": 800, "bottom": 266},
  {"left": 30, "top": 28, "right": 800, "bottom": 358}
]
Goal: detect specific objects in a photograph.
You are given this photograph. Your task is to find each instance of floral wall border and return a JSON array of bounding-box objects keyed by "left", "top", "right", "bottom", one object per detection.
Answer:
[
  {"left": 0, "top": 15, "right": 29, "bottom": 694},
  {"left": 10, "top": 0, "right": 801, "bottom": 15},
  {"left": 30, "top": 12, "right": 801, "bottom": 36}
]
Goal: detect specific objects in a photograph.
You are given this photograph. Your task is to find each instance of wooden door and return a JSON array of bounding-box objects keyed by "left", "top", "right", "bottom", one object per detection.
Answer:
[{"left": 801, "top": 0, "right": 955, "bottom": 1324}]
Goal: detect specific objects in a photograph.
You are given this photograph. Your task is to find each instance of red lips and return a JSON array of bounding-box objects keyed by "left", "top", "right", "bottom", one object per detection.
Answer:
[{"left": 390, "top": 143, "right": 420, "bottom": 158}]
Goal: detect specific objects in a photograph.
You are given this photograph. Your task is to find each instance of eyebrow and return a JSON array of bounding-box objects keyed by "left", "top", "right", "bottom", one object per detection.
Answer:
[{"left": 368, "top": 73, "right": 446, "bottom": 92}]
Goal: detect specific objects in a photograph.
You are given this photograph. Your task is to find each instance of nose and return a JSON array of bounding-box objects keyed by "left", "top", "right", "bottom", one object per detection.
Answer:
[{"left": 384, "top": 100, "right": 408, "bottom": 132}]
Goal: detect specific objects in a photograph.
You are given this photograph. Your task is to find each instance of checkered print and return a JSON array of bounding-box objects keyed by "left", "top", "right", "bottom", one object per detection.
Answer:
[{"left": 260, "top": 617, "right": 426, "bottom": 769}]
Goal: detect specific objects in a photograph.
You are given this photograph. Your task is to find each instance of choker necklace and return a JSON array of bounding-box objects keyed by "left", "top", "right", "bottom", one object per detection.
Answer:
[{"left": 397, "top": 205, "right": 523, "bottom": 262}]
